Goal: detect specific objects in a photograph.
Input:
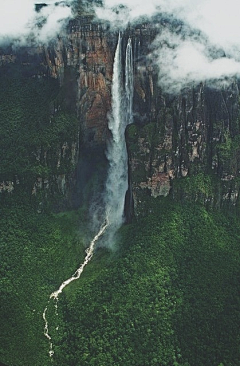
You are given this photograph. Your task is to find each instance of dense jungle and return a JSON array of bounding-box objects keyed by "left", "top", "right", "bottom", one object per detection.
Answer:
[{"left": 1, "top": 1, "right": 240, "bottom": 365}]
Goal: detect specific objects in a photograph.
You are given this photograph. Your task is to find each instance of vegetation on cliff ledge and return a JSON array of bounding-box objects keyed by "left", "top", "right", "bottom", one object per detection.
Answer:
[
  {"left": 0, "top": 63, "right": 79, "bottom": 198},
  {"left": 1, "top": 44, "right": 240, "bottom": 366}
]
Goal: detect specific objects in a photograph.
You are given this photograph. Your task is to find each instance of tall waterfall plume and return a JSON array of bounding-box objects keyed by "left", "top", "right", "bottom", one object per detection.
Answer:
[
  {"left": 104, "top": 34, "right": 134, "bottom": 246},
  {"left": 43, "top": 32, "right": 134, "bottom": 358},
  {"left": 125, "top": 37, "right": 134, "bottom": 125}
]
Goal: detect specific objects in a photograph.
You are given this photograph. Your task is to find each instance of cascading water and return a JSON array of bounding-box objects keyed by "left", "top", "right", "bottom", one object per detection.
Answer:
[
  {"left": 43, "top": 33, "right": 134, "bottom": 358},
  {"left": 125, "top": 37, "right": 134, "bottom": 125},
  {"left": 42, "top": 220, "right": 108, "bottom": 357},
  {"left": 105, "top": 33, "right": 126, "bottom": 236},
  {"left": 104, "top": 35, "right": 134, "bottom": 245}
]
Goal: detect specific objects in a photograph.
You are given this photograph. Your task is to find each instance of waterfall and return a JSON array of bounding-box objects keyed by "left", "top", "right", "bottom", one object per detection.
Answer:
[
  {"left": 43, "top": 32, "right": 134, "bottom": 357},
  {"left": 125, "top": 37, "right": 134, "bottom": 125},
  {"left": 105, "top": 33, "right": 126, "bottom": 232},
  {"left": 104, "top": 34, "right": 134, "bottom": 245}
]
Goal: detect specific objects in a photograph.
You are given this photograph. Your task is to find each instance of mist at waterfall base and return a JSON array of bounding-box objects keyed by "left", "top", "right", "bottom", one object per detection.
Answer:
[{"left": 95, "top": 0, "right": 240, "bottom": 93}]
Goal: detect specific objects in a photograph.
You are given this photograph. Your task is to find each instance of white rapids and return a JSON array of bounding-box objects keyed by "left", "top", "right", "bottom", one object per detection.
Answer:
[
  {"left": 43, "top": 304, "right": 54, "bottom": 358},
  {"left": 50, "top": 219, "right": 109, "bottom": 299},
  {"left": 43, "top": 219, "right": 109, "bottom": 357}
]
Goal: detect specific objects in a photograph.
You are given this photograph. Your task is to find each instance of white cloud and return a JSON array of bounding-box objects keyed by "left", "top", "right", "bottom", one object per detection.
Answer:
[
  {"left": 95, "top": 0, "right": 240, "bottom": 48},
  {"left": 36, "top": 3, "right": 73, "bottom": 43},
  {"left": 183, "top": 0, "right": 240, "bottom": 52},
  {"left": 2, "top": 0, "right": 240, "bottom": 91},
  {"left": 0, "top": 0, "right": 34, "bottom": 38},
  {"left": 95, "top": 0, "right": 240, "bottom": 92},
  {"left": 0, "top": 0, "right": 73, "bottom": 45},
  {"left": 95, "top": 0, "right": 161, "bottom": 27},
  {"left": 153, "top": 30, "right": 240, "bottom": 93}
]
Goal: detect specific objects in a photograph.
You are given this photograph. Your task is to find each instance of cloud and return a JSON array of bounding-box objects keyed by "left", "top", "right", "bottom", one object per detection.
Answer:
[
  {"left": 153, "top": 30, "right": 240, "bottom": 93},
  {"left": 95, "top": 0, "right": 240, "bottom": 50},
  {"left": 0, "top": 0, "right": 73, "bottom": 45},
  {"left": 2, "top": 0, "right": 240, "bottom": 91},
  {"left": 95, "top": 0, "right": 240, "bottom": 92},
  {"left": 182, "top": 0, "right": 240, "bottom": 54},
  {"left": 36, "top": 3, "right": 73, "bottom": 43},
  {"left": 95, "top": 0, "right": 160, "bottom": 27}
]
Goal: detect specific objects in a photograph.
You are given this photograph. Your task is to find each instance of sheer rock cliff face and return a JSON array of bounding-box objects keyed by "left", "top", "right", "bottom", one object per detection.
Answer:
[
  {"left": 1, "top": 17, "right": 240, "bottom": 213},
  {"left": 128, "top": 74, "right": 240, "bottom": 214},
  {"left": 43, "top": 18, "right": 114, "bottom": 148},
  {"left": 47, "top": 18, "right": 240, "bottom": 213},
  {"left": 67, "top": 19, "right": 113, "bottom": 147}
]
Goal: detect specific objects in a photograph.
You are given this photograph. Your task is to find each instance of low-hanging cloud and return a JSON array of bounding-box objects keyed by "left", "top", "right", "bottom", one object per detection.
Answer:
[
  {"left": 152, "top": 29, "right": 240, "bottom": 93},
  {"left": 2, "top": 0, "right": 240, "bottom": 91},
  {"left": 0, "top": 0, "right": 73, "bottom": 45},
  {"left": 95, "top": 0, "right": 240, "bottom": 92}
]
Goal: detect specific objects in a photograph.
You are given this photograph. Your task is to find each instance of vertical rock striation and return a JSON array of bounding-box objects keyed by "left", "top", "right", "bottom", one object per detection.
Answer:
[{"left": 1, "top": 16, "right": 240, "bottom": 213}]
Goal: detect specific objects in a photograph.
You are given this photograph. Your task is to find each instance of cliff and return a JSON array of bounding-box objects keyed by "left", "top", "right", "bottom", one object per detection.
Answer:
[
  {"left": 1, "top": 12, "right": 240, "bottom": 366},
  {"left": 127, "top": 80, "right": 240, "bottom": 215},
  {"left": 1, "top": 15, "right": 240, "bottom": 214}
]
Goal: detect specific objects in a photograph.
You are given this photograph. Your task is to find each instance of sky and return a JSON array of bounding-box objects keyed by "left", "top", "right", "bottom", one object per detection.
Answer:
[{"left": 1, "top": 0, "right": 240, "bottom": 92}]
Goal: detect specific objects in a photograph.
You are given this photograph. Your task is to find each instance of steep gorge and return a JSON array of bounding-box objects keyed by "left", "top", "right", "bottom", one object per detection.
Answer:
[
  {"left": 1, "top": 16, "right": 240, "bottom": 214},
  {"left": 46, "top": 17, "right": 240, "bottom": 215}
]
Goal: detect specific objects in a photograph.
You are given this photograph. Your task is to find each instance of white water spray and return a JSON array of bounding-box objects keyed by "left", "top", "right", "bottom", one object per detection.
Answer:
[
  {"left": 104, "top": 34, "right": 134, "bottom": 244},
  {"left": 125, "top": 37, "right": 134, "bottom": 125},
  {"left": 43, "top": 33, "right": 134, "bottom": 357}
]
